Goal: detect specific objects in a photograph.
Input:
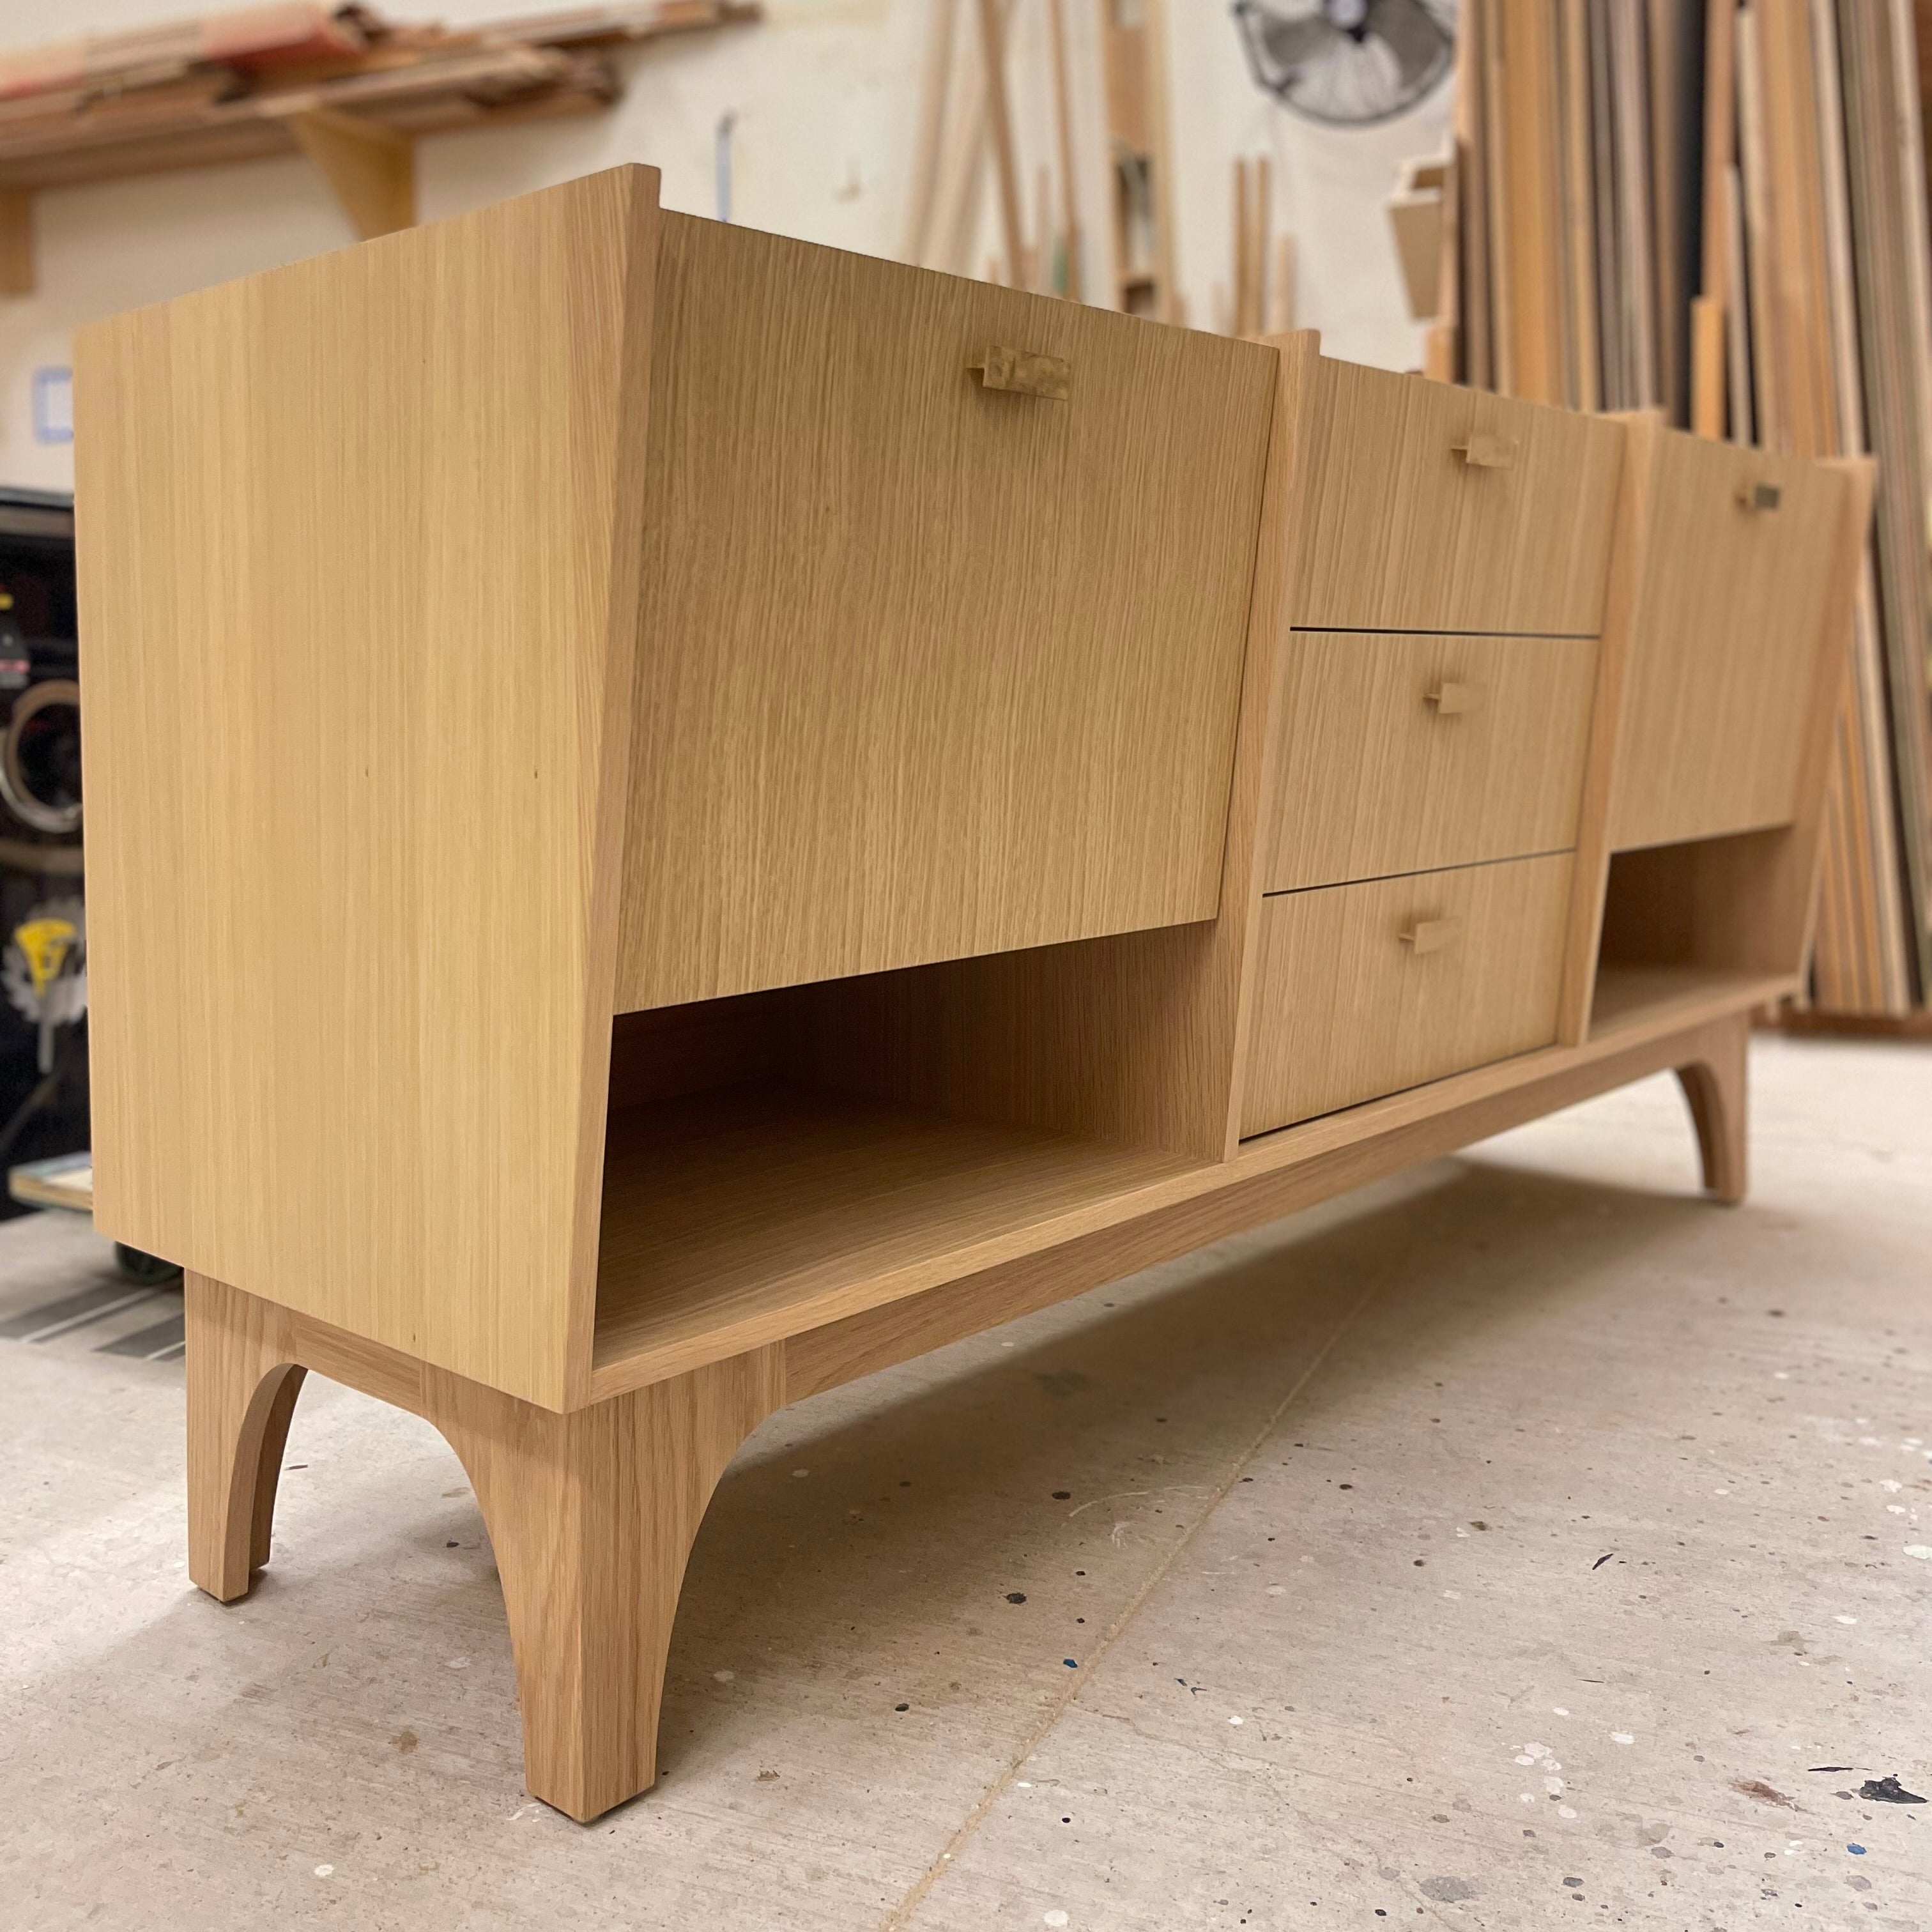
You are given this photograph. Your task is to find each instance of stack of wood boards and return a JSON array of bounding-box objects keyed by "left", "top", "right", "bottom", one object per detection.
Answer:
[
  {"left": 0, "top": 2, "right": 758, "bottom": 193},
  {"left": 1442, "top": 0, "right": 1932, "bottom": 1023}
]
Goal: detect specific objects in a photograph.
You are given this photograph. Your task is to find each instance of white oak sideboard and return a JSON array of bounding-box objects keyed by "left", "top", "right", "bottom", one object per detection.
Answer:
[{"left": 75, "top": 167, "right": 1871, "bottom": 1822}]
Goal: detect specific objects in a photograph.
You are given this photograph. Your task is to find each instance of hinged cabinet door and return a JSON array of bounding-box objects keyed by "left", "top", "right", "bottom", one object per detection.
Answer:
[
  {"left": 1611, "top": 434, "right": 1851, "bottom": 850},
  {"left": 615, "top": 216, "right": 1277, "bottom": 1011}
]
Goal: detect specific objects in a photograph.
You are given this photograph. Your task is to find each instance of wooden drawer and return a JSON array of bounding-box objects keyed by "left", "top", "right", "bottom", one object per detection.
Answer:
[
  {"left": 1292, "top": 358, "right": 1624, "bottom": 636},
  {"left": 617, "top": 215, "right": 1278, "bottom": 1010},
  {"left": 1240, "top": 852, "right": 1574, "bottom": 1136},
  {"left": 1611, "top": 430, "right": 1853, "bottom": 848},
  {"left": 1263, "top": 631, "right": 1597, "bottom": 891}
]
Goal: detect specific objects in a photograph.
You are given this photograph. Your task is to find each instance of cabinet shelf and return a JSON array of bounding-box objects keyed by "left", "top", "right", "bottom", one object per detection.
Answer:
[
  {"left": 1588, "top": 963, "right": 1793, "bottom": 1040},
  {"left": 590, "top": 1083, "right": 1204, "bottom": 1399}
]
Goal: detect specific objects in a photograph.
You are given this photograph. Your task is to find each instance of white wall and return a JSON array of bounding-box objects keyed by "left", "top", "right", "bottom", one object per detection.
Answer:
[
  {"left": 1168, "top": 1, "right": 1450, "bottom": 367},
  {"left": 0, "top": 0, "right": 1449, "bottom": 491}
]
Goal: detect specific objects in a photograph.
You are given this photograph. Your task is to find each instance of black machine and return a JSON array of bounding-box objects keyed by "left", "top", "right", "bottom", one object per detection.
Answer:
[{"left": 0, "top": 487, "right": 87, "bottom": 1215}]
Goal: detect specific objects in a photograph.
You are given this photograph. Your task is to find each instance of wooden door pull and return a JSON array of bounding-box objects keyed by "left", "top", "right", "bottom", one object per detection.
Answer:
[
  {"left": 1453, "top": 431, "right": 1515, "bottom": 468},
  {"left": 1399, "top": 916, "right": 1459, "bottom": 955},
  {"left": 969, "top": 346, "right": 1071, "bottom": 399},
  {"left": 1735, "top": 480, "right": 1781, "bottom": 511},
  {"left": 1425, "top": 680, "right": 1486, "bottom": 715}
]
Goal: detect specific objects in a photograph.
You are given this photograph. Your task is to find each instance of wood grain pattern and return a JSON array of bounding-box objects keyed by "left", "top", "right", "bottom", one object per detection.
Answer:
[
  {"left": 1609, "top": 427, "right": 1853, "bottom": 849},
  {"left": 1700, "top": 0, "right": 1738, "bottom": 319},
  {"left": 615, "top": 212, "right": 1276, "bottom": 1012},
  {"left": 289, "top": 106, "right": 413, "bottom": 240},
  {"left": 606, "top": 992, "right": 793, "bottom": 1112},
  {"left": 1560, "top": 0, "right": 1601, "bottom": 411},
  {"left": 1600, "top": 827, "right": 1808, "bottom": 977},
  {"left": 783, "top": 334, "right": 1324, "bottom": 1166},
  {"left": 782, "top": 1004, "right": 1770, "bottom": 1402},
  {"left": 1555, "top": 408, "right": 1657, "bottom": 1045},
  {"left": 1290, "top": 356, "right": 1623, "bottom": 634},
  {"left": 1457, "top": 0, "right": 1492, "bottom": 389},
  {"left": 187, "top": 994, "right": 1767, "bottom": 1821},
  {"left": 1494, "top": 0, "right": 1566, "bottom": 404},
  {"left": 1765, "top": 456, "right": 1881, "bottom": 977},
  {"left": 591, "top": 1085, "right": 1203, "bottom": 1399},
  {"left": 431, "top": 1342, "right": 783, "bottom": 1821},
  {"left": 1587, "top": 962, "right": 1786, "bottom": 1038},
  {"left": 77, "top": 167, "right": 661, "bottom": 1409},
  {"left": 1262, "top": 630, "right": 1597, "bottom": 891},
  {"left": 185, "top": 1273, "right": 309, "bottom": 1603},
  {"left": 595, "top": 962, "right": 1781, "bottom": 1404},
  {"left": 183, "top": 1269, "right": 781, "bottom": 1822},
  {"left": 1675, "top": 1009, "right": 1749, "bottom": 1202},
  {"left": 1241, "top": 853, "right": 1574, "bottom": 1137},
  {"left": 1597, "top": 450, "right": 1871, "bottom": 997},
  {"left": 105, "top": 169, "right": 1869, "bottom": 1826}
]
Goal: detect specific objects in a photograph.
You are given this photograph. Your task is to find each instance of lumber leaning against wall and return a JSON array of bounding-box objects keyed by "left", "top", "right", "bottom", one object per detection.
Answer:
[{"left": 1439, "top": 0, "right": 1932, "bottom": 1027}]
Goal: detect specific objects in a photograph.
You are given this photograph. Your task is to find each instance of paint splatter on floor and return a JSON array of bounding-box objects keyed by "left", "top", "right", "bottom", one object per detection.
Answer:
[{"left": 1857, "top": 1775, "right": 1926, "bottom": 1804}]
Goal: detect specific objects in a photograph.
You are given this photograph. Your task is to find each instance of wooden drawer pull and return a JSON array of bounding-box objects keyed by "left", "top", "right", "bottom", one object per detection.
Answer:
[
  {"left": 1735, "top": 480, "right": 1782, "bottom": 512},
  {"left": 969, "top": 345, "right": 1071, "bottom": 399},
  {"left": 1453, "top": 431, "right": 1515, "bottom": 469},
  {"left": 1425, "top": 680, "right": 1487, "bottom": 716},
  {"left": 1399, "top": 916, "right": 1460, "bottom": 956}
]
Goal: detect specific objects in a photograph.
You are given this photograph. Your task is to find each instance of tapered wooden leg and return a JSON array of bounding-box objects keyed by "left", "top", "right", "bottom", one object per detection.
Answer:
[
  {"left": 427, "top": 1347, "right": 783, "bottom": 1822},
  {"left": 1675, "top": 1012, "right": 1749, "bottom": 1205},
  {"left": 185, "top": 1272, "right": 306, "bottom": 1602},
  {"left": 185, "top": 1269, "right": 782, "bottom": 1821}
]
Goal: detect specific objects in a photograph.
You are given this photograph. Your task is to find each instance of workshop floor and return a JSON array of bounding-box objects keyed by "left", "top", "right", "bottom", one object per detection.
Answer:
[{"left": 1, "top": 1034, "right": 1927, "bottom": 1931}]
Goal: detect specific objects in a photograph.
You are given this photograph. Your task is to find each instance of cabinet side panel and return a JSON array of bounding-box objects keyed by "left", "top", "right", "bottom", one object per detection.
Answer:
[
  {"left": 1555, "top": 410, "right": 1648, "bottom": 1044},
  {"left": 76, "top": 168, "right": 659, "bottom": 1409}
]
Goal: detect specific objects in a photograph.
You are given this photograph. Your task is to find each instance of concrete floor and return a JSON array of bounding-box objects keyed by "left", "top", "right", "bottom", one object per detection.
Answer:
[{"left": 1, "top": 1034, "right": 1927, "bottom": 1931}]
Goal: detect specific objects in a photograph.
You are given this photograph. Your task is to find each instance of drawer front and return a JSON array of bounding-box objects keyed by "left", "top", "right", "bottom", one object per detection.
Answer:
[
  {"left": 1611, "top": 433, "right": 1850, "bottom": 848},
  {"left": 1240, "top": 852, "right": 1574, "bottom": 1136},
  {"left": 1264, "top": 631, "right": 1598, "bottom": 891},
  {"left": 1292, "top": 358, "right": 1624, "bottom": 635},
  {"left": 617, "top": 214, "right": 1277, "bottom": 1011}
]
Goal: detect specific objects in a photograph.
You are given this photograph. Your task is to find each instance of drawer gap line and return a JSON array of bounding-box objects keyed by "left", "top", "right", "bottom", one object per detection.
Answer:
[
  {"left": 1259, "top": 847, "right": 1577, "bottom": 898},
  {"left": 1288, "top": 626, "right": 1601, "bottom": 641}
]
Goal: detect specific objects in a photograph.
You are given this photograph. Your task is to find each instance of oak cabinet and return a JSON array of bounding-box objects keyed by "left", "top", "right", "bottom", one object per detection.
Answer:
[{"left": 75, "top": 169, "right": 1868, "bottom": 1825}]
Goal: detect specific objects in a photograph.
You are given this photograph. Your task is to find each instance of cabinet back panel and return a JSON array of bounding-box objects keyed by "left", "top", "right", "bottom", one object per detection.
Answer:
[{"left": 614, "top": 215, "right": 1276, "bottom": 1011}]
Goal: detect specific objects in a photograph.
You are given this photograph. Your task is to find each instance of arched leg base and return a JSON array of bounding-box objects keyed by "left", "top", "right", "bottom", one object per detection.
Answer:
[
  {"left": 185, "top": 1275, "right": 307, "bottom": 1602},
  {"left": 1675, "top": 1011, "right": 1750, "bottom": 1206},
  {"left": 428, "top": 1350, "right": 782, "bottom": 1821},
  {"left": 182, "top": 1271, "right": 781, "bottom": 1823}
]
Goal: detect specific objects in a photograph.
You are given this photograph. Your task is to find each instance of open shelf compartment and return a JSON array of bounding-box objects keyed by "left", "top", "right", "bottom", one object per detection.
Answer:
[
  {"left": 1589, "top": 826, "right": 1804, "bottom": 1039},
  {"left": 588, "top": 974, "right": 1208, "bottom": 1398}
]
